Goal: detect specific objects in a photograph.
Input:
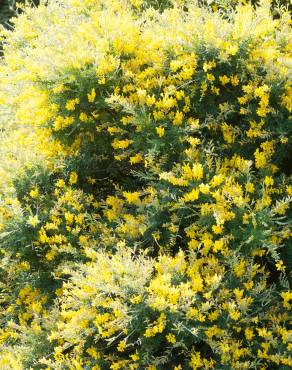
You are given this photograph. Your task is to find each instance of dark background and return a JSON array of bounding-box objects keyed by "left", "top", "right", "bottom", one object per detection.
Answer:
[
  {"left": 0, "top": 1, "right": 39, "bottom": 27},
  {"left": 0, "top": 0, "right": 17, "bottom": 27}
]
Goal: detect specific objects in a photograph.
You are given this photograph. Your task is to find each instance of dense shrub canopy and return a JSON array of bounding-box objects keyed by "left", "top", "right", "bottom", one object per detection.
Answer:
[{"left": 0, "top": 0, "right": 291, "bottom": 369}]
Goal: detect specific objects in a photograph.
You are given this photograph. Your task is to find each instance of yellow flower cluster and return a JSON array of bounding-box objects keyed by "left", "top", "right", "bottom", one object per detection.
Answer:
[{"left": 0, "top": 0, "right": 291, "bottom": 369}]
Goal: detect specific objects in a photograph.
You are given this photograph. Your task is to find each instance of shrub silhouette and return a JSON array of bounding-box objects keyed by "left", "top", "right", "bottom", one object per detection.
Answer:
[{"left": 0, "top": 0, "right": 291, "bottom": 368}]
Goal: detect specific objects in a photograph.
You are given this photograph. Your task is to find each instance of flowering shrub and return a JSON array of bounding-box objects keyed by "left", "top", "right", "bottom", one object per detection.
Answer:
[{"left": 0, "top": 0, "right": 291, "bottom": 369}]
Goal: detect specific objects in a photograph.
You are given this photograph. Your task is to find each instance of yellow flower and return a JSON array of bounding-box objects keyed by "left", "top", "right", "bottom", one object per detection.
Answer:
[
  {"left": 27, "top": 215, "right": 40, "bottom": 228},
  {"left": 146, "top": 95, "right": 156, "bottom": 106},
  {"left": 53, "top": 115, "right": 74, "bottom": 131},
  {"left": 264, "top": 176, "right": 274, "bottom": 187},
  {"left": 280, "top": 136, "right": 288, "bottom": 144},
  {"left": 19, "top": 261, "right": 30, "bottom": 271},
  {"left": 87, "top": 88, "right": 96, "bottom": 103},
  {"left": 53, "top": 84, "right": 65, "bottom": 94},
  {"left": 56, "top": 179, "right": 66, "bottom": 188},
  {"left": 203, "top": 60, "right": 216, "bottom": 72},
  {"left": 254, "top": 149, "right": 267, "bottom": 169},
  {"left": 245, "top": 182, "right": 254, "bottom": 193},
  {"left": 206, "top": 73, "right": 215, "bottom": 82},
  {"left": 29, "top": 187, "right": 39, "bottom": 198},
  {"left": 156, "top": 126, "right": 165, "bottom": 137},
  {"left": 87, "top": 347, "right": 100, "bottom": 360},
  {"left": 130, "top": 0, "right": 143, "bottom": 8},
  {"left": 192, "top": 163, "right": 204, "bottom": 180},
  {"left": 286, "top": 185, "right": 292, "bottom": 196},
  {"left": 130, "top": 295, "right": 142, "bottom": 304},
  {"left": 229, "top": 309, "right": 240, "bottom": 321},
  {"left": 200, "top": 82, "right": 208, "bottom": 95},
  {"left": 117, "top": 340, "right": 127, "bottom": 352},
  {"left": 112, "top": 139, "right": 133, "bottom": 150},
  {"left": 211, "top": 86, "right": 220, "bottom": 95},
  {"left": 130, "top": 353, "right": 140, "bottom": 361},
  {"left": 173, "top": 111, "right": 183, "bottom": 125},
  {"left": 275, "top": 260, "right": 286, "bottom": 272},
  {"left": 199, "top": 183, "right": 210, "bottom": 194},
  {"left": 212, "top": 224, "right": 223, "bottom": 234},
  {"left": 69, "top": 172, "right": 78, "bottom": 185},
  {"left": 45, "top": 249, "right": 57, "bottom": 261},
  {"left": 189, "top": 352, "right": 203, "bottom": 370},
  {"left": 281, "top": 291, "right": 292, "bottom": 309},
  {"left": 166, "top": 333, "right": 176, "bottom": 344},
  {"left": 219, "top": 75, "right": 230, "bottom": 85},
  {"left": 221, "top": 123, "right": 234, "bottom": 144},
  {"left": 129, "top": 153, "right": 143, "bottom": 164},
  {"left": 213, "top": 239, "right": 224, "bottom": 253},
  {"left": 230, "top": 75, "right": 239, "bottom": 86},
  {"left": 137, "top": 89, "right": 147, "bottom": 105},
  {"left": 184, "top": 188, "right": 199, "bottom": 202},
  {"left": 243, "top": 280, "right": 254, "bottom": 290},
  {"left": 65, "top": 98, "right": 79, "bottom": 111},
  {"left": 245, "top": 328, "right": 254, "bottom": 340},
  {"left": 79, "top": 112, "right": 90, "bottom": 122},
  {"left": 123, "top": 191, "right": 140, "bottom": 204},
  {"left": 144, "top": 313, "right": 166, "bottom": 337}
]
